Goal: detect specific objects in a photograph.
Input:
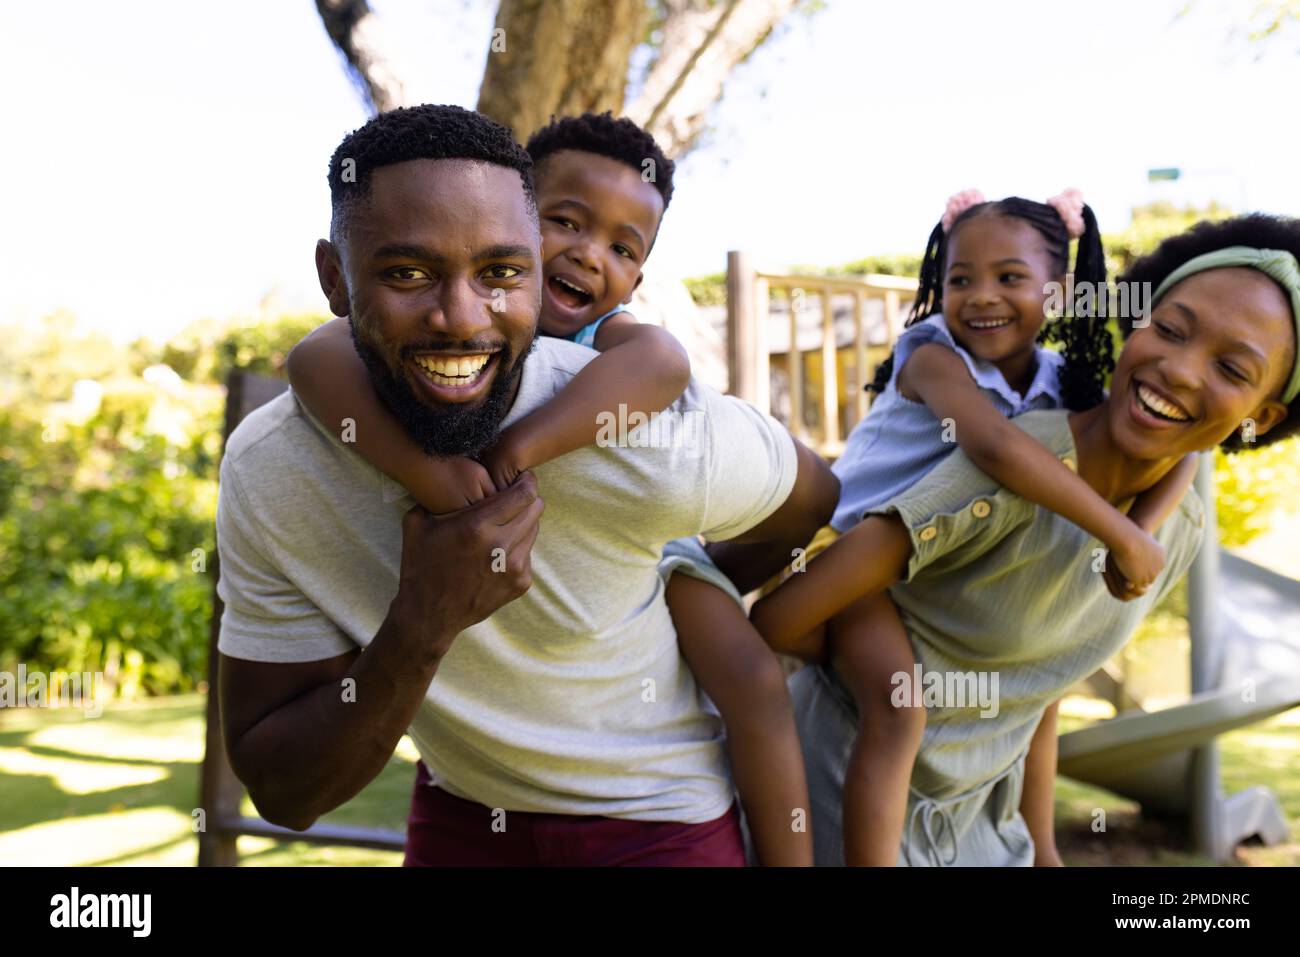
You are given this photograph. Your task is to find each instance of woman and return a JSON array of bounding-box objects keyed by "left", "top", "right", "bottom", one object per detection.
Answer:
[{"left": 777, "top": 214, "right": 1300, "bottom": 865}]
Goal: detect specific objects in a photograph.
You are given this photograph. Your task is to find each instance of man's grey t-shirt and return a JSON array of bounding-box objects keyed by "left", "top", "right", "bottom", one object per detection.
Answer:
[{"left": 216, "top": 336, "right": 798, "bottom": 823}]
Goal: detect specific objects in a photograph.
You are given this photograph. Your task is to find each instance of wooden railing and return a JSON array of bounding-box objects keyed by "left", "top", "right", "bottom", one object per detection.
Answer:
[{"left": 725, "top": 251, "right": 918, "bottom": 459}]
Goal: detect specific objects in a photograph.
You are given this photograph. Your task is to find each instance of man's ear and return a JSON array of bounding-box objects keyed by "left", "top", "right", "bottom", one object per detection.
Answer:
[
  {"left": 315, "top": 240, "right": 351, "bottom": 318},
  {"left": 623, "top": 271, "right": 644, "bottom": 305},
  {"left": 1244, "top": 397, "right": 1290, "bottom": 440}
]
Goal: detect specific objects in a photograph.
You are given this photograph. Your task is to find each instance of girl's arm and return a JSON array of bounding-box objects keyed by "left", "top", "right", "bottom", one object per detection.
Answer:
[
  {"left": 749, "top": 514, "right": 912, "bottom": 656},
  {"left": 480, "top": 313, "right": 690, "bottom": 488},
  {"left": 899, "top": 343, "right": 1166, "bottom": 591},
  {"left": 1102, "top": 453, "right": 1198, "bottom": 599},
  {"left": 286, "top": 318, "right": 495, "bottom": 514},
  {"left": 1127, "top": 453, "right": 1198, "bottom": 532}
]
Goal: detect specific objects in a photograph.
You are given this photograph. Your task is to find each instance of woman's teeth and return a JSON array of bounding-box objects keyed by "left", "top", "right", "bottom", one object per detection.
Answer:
[
  {"left": 414, "top": 353, "right": 490, "bottom": 386},
  {"left": 1136, "top": 382, "right": 1190, "bottom": 422}
]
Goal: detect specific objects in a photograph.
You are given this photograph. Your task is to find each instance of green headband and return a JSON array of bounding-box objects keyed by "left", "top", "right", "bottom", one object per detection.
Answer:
[{"left": 1151, "top": 245, "right": 1300, "bottom": 404}]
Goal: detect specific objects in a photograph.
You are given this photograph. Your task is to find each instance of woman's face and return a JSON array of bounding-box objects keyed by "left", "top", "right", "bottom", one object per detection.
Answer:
[{"left": 1108, "top": 266, "right": 1295, "bottom": 459}]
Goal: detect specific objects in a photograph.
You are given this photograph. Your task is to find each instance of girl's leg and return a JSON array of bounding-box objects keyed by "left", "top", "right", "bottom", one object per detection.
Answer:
[
  {"left": 828, "top": 592, "right": 925, "bottom": 866},
  {"left": 666, "top": 572, "right": 814, "bottom": 866}
]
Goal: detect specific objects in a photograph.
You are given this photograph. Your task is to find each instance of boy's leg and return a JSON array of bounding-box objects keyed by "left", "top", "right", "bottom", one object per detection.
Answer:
[
  {"left": 666, "top": 572, "right": 814, "bottom": 866},
  {"left": 828, "top": 592, "right": 925, "bottom": 866}
]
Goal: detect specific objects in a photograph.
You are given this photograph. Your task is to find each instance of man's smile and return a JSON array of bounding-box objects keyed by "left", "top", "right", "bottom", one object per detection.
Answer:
[{"left": 408, "top": 350, "right": 501, "bottom": 403}]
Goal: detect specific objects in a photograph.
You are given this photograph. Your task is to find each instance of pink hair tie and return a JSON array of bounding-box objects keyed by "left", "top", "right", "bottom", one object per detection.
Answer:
[
  {"left": 941, "top": 188, "right": 986, "bottom": 232},
  {"left": 1046, "top": 188, "right": 1086, "bottom": 239}
]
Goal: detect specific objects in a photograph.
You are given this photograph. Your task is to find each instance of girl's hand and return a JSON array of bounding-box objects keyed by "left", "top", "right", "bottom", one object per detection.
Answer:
[
  {"left": 425, "top": 457, "right": 497, "bottom": 514},
  {"left": 1106, "top": 525, "right": 1165, "bottom": 599}
]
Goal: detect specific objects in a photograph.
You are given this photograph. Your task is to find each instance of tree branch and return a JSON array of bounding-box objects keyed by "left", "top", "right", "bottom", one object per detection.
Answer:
[{"left": 315, "top": 0, "right": 409, "bottom": 114}]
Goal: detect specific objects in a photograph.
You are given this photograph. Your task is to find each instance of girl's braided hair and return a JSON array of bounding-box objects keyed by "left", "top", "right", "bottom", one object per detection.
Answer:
[{"left": 868, "top": 197, "right": 1113, "bottom": 411}]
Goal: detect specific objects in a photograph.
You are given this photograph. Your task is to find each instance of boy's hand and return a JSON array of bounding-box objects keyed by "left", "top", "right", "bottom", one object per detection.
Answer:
[
  {"left": 1105, "top": 525, "right": 1164, "bottom": 599},
  {"left": 424, "top": 457, "right": 497, "bottom": 514},
  {"left": 479, "top": 433, "right": 530, "bottom": 494}
]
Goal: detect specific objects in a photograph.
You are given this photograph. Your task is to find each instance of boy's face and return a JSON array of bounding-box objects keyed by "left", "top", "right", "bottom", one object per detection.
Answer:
[{"left": 534, "top": 149, "right": 665, "bottom": 337}]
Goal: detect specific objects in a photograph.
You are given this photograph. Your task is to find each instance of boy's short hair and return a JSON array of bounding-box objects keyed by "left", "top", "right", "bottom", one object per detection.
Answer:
[
  {"left": 526, "top": 112, "right": 675, "bottom": 211},
  {"left": 328, "top": 104, "right": 535, "bottom": 243}
]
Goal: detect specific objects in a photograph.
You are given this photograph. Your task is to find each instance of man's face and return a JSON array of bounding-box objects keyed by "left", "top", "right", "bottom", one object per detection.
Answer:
[{"left": 318, "top": 158, "right": 542, "bottom": 457}]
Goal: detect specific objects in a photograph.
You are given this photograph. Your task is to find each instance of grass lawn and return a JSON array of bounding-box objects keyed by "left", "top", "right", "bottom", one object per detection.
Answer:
[{"left": 1, "top": 693, "right": 1296, "bottom": 867}]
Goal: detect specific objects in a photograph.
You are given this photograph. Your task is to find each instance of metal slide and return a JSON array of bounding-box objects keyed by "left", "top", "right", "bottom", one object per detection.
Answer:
[{"left": 1057, "top": 459, "right": 1300, "bottom": 861}]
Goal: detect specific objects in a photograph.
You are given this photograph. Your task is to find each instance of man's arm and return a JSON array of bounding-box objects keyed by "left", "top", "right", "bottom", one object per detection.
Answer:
[
  {"left": 704, "top": 436, "right": 839, "bottom": 594},
  {"left": 219, "top": 473, "right": 544, "bottom": 830}
]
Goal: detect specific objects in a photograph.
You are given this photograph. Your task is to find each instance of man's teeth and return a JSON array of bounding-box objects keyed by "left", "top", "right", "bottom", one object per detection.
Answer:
[
  {"left": 414, "top": 353, "right": 491, "bottom": 385},
  {"left": 967, "top": 318, "right": 1012, "bottom": 329},
  {"left": 1136, "top": 383, "right": 1190, "bottom": 422}
]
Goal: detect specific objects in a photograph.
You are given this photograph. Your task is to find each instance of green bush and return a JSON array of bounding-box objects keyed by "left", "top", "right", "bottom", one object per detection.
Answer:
[{"left": 0, "top": 312, "right": 323, "bottom": 700}]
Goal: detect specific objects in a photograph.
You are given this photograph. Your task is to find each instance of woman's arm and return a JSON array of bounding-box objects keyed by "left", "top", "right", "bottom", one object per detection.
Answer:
[
  {"left": 286, "top": 318, "right": 495, "bottom": 514},
  {"left": 481, "top": 314, "right": 691, "bottom": 488},
  {"left": 900, "top": 343, "right": 1166, "bottom": 591},
  {"left": 1020, "top": 699, "right": 1064, "bottom": 866},
  {"left": 749, "top": 513, "right": 912, "bottom": 656}
]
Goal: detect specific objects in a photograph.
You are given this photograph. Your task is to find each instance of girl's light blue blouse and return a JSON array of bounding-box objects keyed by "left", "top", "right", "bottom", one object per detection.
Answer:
[
  {"left": 830, "top": 314, "right": 1066, "bottom": 532},
  {"left": 561, "top": 305, "right": 631, "bottom": 350}
]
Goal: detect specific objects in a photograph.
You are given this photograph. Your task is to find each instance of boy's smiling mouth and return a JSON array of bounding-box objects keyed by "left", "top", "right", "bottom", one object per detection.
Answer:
[{"left": 548, "top": 274, "right": 595, "bottom": 309}]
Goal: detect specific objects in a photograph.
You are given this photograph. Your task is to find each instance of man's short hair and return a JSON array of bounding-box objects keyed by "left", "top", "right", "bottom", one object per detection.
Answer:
[{"left": 328, "top": 104, "right": 536, "bottom": 242}]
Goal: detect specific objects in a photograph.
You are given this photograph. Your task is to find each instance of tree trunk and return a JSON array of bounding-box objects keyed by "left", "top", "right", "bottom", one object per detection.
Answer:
[{"left": 476, "top": 0, "right": 648, "bottom": 143}]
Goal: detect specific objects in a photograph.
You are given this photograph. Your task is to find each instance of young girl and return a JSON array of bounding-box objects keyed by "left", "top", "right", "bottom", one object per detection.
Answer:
[
  {"left": 751, "top": 189, "right": 1198, "bottom": 866},
  {"left": 287, "top": 113, "right": 813, "bottom": 865}
]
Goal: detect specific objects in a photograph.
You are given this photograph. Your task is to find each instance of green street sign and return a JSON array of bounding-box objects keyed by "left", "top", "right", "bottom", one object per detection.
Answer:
[{"left": 1148, "top": 167, "right": 1182, "bottom": 182}]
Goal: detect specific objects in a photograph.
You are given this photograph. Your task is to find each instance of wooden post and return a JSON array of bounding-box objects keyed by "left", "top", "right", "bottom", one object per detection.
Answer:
[
  {"left": 788, "top": 287, "right": 804, "bottom": 440},
  {"left": 753, "top": 277, "right": 771, "bottom": 414},
  {"left": 820, "top": 285, "right": 839, "bottom": 448},
  {"left": 853, "top": 291, "right": 867, "bottom": 424},
  {"left": 726, "top": 251, "right": 757, "bottom": 403}
]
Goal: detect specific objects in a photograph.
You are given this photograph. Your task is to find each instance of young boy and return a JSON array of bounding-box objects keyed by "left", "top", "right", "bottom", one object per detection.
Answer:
[{"left": 288, "top": 112, "right": 813, "bottom": 865}]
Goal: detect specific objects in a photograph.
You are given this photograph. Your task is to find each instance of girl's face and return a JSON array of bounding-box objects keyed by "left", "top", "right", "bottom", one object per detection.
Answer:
[
  {"left": 941, "top": 213, "right": 1062, "bottom": 367},
  {"left": 1109, "top": 266, "right": 1294, "bottom": 459}
]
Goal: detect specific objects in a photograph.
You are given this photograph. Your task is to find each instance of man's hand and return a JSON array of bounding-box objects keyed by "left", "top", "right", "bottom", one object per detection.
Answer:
[{"left": 388, "top": 470, "right": 544, "bottom": 661}]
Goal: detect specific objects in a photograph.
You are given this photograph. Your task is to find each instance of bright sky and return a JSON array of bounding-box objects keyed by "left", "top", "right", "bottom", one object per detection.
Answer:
[{"left": 5, "top": 0, "right": 1300, "bottom": 342}]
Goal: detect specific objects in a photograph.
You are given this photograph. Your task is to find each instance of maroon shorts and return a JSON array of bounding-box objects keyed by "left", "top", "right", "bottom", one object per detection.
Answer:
[{"left": 403, "top": 762, "right": 746, "bottom": 866}]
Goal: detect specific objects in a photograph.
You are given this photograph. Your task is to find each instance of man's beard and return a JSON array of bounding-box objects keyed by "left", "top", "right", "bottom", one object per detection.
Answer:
[{"left": 349, "top": 322, "right": 536, "bottom": 459}]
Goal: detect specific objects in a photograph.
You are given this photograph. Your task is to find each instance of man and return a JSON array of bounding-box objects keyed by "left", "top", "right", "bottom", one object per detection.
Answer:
[{"left": 215, "top": 104, "right": 837, "bottom": 866}]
